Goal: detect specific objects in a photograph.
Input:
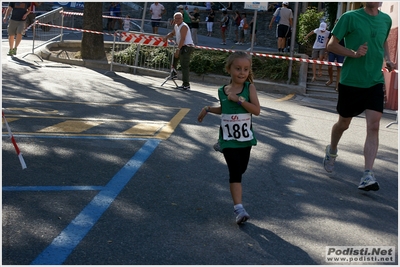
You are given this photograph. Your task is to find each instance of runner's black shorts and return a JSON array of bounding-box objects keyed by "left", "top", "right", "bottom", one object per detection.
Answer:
[
  {"left": 277, "top": 24, "right": 290, "bottom": 38},
  {"left": 337, "top": 83, "right": 384, "bottom": 118},
  {"left": 151, "top": 19, "right": 161, "bottom": 28}
]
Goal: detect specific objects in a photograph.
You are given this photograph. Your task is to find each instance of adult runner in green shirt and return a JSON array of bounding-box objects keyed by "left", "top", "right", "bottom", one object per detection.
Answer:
[{"left": 323, "top": 2, "right": 395, "bottom": 192}]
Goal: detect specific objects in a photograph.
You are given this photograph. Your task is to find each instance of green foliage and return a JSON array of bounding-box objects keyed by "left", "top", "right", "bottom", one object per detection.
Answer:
[
  {"left": 325, "top": 2, "right": 338, "bottom": 30},
  {"left": 113, "top": 44, "right": 137, "bottom": 65},
  {"left": 113, "top": 44, "right": 172, "bottom": 68},
  {"left": 252, "top": 56, "right": 299, "bottom": 84},
  {"left": 189, "top": 51, "right": 299, "bottom": 83},
  {"left": 297, "top": 7, "right": 325, "bottom": 50},
  {"left": 189, "top": 50, "right": 227, "bottom": 75}
]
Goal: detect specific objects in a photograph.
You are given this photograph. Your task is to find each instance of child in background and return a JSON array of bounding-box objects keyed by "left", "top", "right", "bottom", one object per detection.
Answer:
[
  {"left": 304, "top": 22, "right": 330, "bottom": 82},
  {"left": 123, "top": 15, "right": 131, "bottom": 32},
  {"left": 220, "top": 10, "right": 229, "bottom": 45},
  {"left": 236, "top": 13, "right": 247, "bottom": 45},
  {"left": 206, "top": 9, "right": 215, "bottom": 37},
  {"left": 197, "top": 51, "right": 261, "bottom": 224}
]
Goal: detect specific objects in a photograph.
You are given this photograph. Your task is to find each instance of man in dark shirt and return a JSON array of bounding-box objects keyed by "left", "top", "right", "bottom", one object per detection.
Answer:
[{"left": 3, "top": 2, "right": 31, "bottom": 56}]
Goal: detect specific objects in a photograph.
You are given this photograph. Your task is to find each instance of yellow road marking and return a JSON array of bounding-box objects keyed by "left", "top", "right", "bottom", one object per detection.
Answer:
[
  {"left": 2, "top": 118, "right": 19, "bottom": 123},
  {"left": 156, "top": 108, "right": 190, "bottom": 140},
  {"left": 276, "top": 93, "right": 295, "bottom": 102},
  {"left": 122, "top": 123, "right": 163, "bottom": 136},
  {"left": 39, "top": 120, "right": 104, "bottom": 133}
]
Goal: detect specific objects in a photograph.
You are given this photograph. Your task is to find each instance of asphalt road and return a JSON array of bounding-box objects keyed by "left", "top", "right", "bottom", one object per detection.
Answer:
[{"left": 2, "top": 32, "right": 398, "bottom": 265}]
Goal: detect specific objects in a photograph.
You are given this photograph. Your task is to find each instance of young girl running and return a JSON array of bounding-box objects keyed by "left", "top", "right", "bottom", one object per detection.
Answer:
[{"left": 197, "top": 51, "right": 261, "bottom": 224}]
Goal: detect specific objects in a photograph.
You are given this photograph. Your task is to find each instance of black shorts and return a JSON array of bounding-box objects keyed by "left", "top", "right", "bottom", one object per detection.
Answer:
[
  {"left": 151, "top": 19, "right": 161, "bottom": 28},
  {"left": 277, "top": 24, "right": 290, "bottom": 38},
  {"left": 337, "top": 83, "right": 384, "bottom": 118}
]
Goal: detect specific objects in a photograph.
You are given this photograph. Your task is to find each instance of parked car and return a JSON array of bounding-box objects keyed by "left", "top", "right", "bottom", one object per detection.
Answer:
[{"left": 176, "top": 2, "right": 227, "bottom": 13}]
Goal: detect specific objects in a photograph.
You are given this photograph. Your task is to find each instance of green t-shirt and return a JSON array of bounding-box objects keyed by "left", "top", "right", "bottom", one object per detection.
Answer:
[
  {"left": 218, "top": 82, "right": 257, "bottom": 149},
  {"left": 332, "top": 8, "right": 391, "bottom": 88},
  {"left": 183, "top": 10, "right": 191, "bottom": 24}
]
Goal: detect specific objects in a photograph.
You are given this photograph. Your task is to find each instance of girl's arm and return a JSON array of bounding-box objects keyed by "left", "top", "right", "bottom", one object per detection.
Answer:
[
  {"left": 243, "top": 83, "right": 260, "bottom": 116},
  {"left": 197, "top": 106, "right": 222, "bottom": 122}
]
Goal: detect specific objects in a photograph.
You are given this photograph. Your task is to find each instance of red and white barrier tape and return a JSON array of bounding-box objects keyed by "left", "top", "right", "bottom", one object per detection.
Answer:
[
  {"left": 195, "top": 45, "right": 398, "bottom": 73},
  {"left": 2, "top": 111, "right": 27, "bottom": 170},
  {"left": 61, "top": 11, "right": 156, "bottom": 24},
  {"left": 35, "top": 22, "right": 115, "bottom": 36},
  {"left": 34, "top": 20, "right": 398, "bottom": 73}
]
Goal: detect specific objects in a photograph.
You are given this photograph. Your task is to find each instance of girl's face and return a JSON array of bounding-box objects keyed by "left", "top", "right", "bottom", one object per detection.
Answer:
[{"left": 228, "top": 57, "right": 251, "bottom": 83}]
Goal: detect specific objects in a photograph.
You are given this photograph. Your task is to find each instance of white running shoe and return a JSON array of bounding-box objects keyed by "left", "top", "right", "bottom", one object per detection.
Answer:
[
  {"left": 323, "top": 145, "right": 337, "bottom": 173},
  {"left": 358, "top": 171, "right": 380, "bottom": 191},
  {"left": 234, "top": 207, "right": 250, "bottom": 224}
]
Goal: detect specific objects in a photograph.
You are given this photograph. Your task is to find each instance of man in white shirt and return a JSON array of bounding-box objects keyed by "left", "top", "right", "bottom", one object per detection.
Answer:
[
  {"left": 149, "top": 2, "right": 166, "bottom": 34},
  {"left": 163, "top": 12, "right": 194, "bottom": 90},
  {"left": 269, "top": 2, "right": 293, "bottom": 53}
]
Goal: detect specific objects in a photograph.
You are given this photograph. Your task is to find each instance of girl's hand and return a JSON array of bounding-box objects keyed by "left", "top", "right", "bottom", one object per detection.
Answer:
[
  {"left": 227, "top": 92, "right": 239, "bottom": 102},
  {"left": 197, "top": 107, "right": 207, "bottom": 122}
]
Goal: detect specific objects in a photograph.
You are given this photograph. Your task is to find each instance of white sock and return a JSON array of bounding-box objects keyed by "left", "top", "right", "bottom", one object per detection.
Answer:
[{"left": 234, "top": 204, "right": 243, "bottom": 210}]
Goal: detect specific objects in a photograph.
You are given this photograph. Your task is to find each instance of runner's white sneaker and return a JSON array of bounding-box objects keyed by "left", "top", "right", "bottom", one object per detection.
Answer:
[
  {"left": 323, "top": 145, "right": 337, "bottom": 173},
  {"left": 234, "top": 207, "right": 250, "bottom": 224},
  {"left": 358, "top": 171, "right": 380, "bottom": 191}
]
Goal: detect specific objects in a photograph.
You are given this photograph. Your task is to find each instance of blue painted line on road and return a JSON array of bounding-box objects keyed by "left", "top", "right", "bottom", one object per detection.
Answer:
[
  {"left": 31, "top": 139, "right": 161, "bottom": 265},
  {"left": 3, "top": 186, "right": 104, "bottom": 191}
]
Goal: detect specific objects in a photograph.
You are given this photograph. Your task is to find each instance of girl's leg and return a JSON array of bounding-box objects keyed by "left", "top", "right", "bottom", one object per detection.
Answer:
[
  {"left": 223, "top": 147, "right": 251, "bottom": 204},
  {"left": 230, "top": 183, "right": 242, "bottom": 205}
]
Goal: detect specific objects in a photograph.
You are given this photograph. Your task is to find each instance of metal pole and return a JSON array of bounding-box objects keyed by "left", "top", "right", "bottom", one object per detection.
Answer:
[
  {"left": 140, "top": 2, "right": 147, "bottom": 33},
  {"left": 287, "top": 2, "right": 298, "bottom": 84},
  {"left": 249, "top": 10, "right": 257, "bottom": 52},
  {"left": 60, "top": 7, "right": 64, "bottom": 42}
]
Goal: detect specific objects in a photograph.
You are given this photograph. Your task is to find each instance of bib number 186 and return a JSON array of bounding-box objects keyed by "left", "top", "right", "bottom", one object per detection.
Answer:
[{"left": 221, "top": 113, "right": 253, "bottom": 142}]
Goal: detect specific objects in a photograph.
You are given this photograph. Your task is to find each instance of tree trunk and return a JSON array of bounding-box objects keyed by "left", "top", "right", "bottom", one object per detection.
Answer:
[{"left": 81, "top": 2, "right": 106, "bottom": 61}]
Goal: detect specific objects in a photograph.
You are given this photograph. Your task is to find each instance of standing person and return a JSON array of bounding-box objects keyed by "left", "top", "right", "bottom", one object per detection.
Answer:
[
  {"left": 177, "top": 5, "right": 191, "bottom": 29},
  {"left": 123, "top": 14, "right": 131, "bottom": 32},
  {"left": 236, "top": 13, "right": 247, "bottom": 45},
  {"left": 190, "top": 7, "right": 200, "bottom": 45},
  {"left": 323, "top": 2, "right": 395, "bottom": 191},
  {"left": 112, "top": 2, "right": 122, "bottom": 31},
  {"left": 163, "top": 12, "right": 194, "bottom": 90},
  {"left": 304, "top": 22, "right": 330, "bottom": 82},
  {"left": 149, "top": 2, "right": 166, "bottom": 34},
  {"left": 232, "top": 10, "right": 241, "bottom": 43},
  {"left": 206, "top": 9, "right": 215, "bottom": 37},
  {"left": 269, "top": 2, "right": 293, "bottom": 53},
  {"left": 326, "top": 20, "right": 345, "bottom": 91},
  {"left": 24, "top": 2, "right": 40, "bottom": 37},
  {"left": 220, "top": 10, "right": 229, "bottom": 45},
  {"left": 107, "top": 2, "right": 115, "bottom": 33},
  {"left": 197, "top": 51, "right": 261, "bottom": 224},
  {"left": 3, "top": 2, "right": 31, "bottom": 56}
]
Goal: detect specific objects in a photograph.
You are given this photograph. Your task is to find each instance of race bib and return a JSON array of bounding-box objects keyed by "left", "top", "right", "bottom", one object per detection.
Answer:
[{"left": 221, "top": 113, "right": 253, "bottom": 142}]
